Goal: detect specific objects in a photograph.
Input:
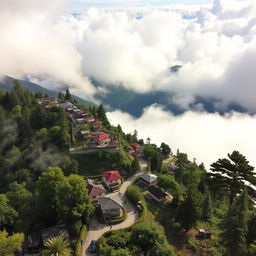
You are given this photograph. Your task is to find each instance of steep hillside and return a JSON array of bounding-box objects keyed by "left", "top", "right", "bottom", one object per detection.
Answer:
[{"left": 0, "top": 76, "right": 95, "bottom": 106}]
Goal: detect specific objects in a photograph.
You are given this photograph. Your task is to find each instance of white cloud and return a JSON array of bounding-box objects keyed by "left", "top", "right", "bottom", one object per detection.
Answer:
[
  {"left": 108, "top": 105, "right": 256, "bottom": 169},
  {"left": 0, "top": 0, "right": 95, "bottom": 100},
  {"left": 1, "top": 0, "right": 256, "bottom": 110}
]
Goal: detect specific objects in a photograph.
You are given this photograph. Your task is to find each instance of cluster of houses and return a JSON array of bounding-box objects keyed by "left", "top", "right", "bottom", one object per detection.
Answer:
[
  {"left": 87, "top": 170, "right": 125, "bottom": 223},
  {"left": 60, "top": 101, "right": 119, "bottom": 150},
  {"left": 138, "top": 173, "right": 173, "bottom": 203}
]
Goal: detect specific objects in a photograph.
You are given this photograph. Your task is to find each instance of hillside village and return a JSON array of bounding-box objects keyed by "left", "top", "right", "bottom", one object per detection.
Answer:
[{"left": 1, "top": 86, "right": 256, "bottom": 256}]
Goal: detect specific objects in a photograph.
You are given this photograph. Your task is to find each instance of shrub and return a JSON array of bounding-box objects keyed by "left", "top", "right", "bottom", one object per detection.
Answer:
[{"left": 126, "top": 185, "right": 143, "bottom": 205}]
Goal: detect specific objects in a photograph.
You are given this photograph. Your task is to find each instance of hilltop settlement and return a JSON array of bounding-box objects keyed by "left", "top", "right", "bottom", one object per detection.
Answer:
[{"left": 1, "top": 83, "right": 256, "bottom": 256}]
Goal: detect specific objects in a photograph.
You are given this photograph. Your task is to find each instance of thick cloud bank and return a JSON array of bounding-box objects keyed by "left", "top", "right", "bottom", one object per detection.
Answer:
[
  {"left": 1, "top": 0, "right": 256, "bottom": 111},
  {"left": 108, "top": 106, "right": 256, "bottom": 169}
]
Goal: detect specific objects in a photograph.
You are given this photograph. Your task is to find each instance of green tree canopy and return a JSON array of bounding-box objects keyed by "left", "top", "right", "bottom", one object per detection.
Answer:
[
  {"left": 57, "top": 174, "right": 94, "bottom": 224},
  {"left": 176, "top": 184, "right": 202, "bottom": 231},
  {"left": 0, "top": 194, "right": 18, "bottom": 227},
  {"left": 130, "top": 221, "right": 165, "bottom": 254},
  {"left": 126, "top": 185, "right": 143, "bottom": 205},
  {"left": 207, "top": 151, "right": 256, "bottom": 204},
  {"left": 131, "top": 158, "right": 140, "bottom": 173},
  {"left": 221, "top": 188, "right": 249, "bottom": 256},
  {"left": 150, "top": 152, "right": 162, "bottom": 173},
  {"left": 160, "top": 142, "right": 171, "bottom": 158},
  {"left": 36, "top": 167, "right": 65, "bottom": 224},
  {"left": 64, "top": 88, "right": 72, "bottom": 101},
  {"left": 0, "top": 230, "right": 24, "bottom": 256}
]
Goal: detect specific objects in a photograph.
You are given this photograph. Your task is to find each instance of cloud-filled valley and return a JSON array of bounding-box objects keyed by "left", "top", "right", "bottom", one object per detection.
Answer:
[
  {"left": 1, "top": 0, "right": 256, "bottom": 167},
  {"left": 108, "top": 105, "right": 256, "bottom": 169}
]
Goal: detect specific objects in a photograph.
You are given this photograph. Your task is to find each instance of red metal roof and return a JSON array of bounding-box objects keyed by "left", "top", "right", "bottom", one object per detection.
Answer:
[
  {"left": 93, "top": 133, "right": 110, "bottom": 142},
  {"left": 84, "top": 117, "right": 95, "bottom": 122},
  {"left": 130, "top": 142, "right": 141, "bottom": 148},
  {"left": 92, "top": 120, "right": 102, "bottom": 126},
  {"left": 102, "top": 170, "right": 122, "bottom": 182}
]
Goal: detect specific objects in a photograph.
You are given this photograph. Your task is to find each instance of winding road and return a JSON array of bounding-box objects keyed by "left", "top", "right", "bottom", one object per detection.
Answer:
[{"left": 82, "top": 160, "right": 147, "bottom": 256}]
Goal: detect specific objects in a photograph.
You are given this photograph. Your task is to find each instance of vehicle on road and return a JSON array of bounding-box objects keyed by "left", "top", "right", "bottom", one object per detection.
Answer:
[{"left": 88, "top": 240, "right": 97, "bottom": 253}]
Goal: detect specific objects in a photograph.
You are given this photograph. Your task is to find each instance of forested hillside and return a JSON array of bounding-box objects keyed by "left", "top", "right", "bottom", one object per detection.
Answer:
[{"left": 1, "top": 80, "right": 256, "bottom": 256}]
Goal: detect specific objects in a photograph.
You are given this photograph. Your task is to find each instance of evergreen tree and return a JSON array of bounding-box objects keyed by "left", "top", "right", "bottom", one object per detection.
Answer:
[
  {"left": 176, "top": 185, "right": 202, "bottom": 231},
  {"left": 97, "top": 104, "right": 109, "bottom": 126},
  {"left": 221, "top": 188, "right": 249, "bottom": 256},
  {"left": 131, "top": 158, "right": 140, "bottom": 173},
  {"left": 58, "top": 91, "right": 65, "bottom": 101},
  {"left": 150, "top": 152, "right": 162, "bottom": 172},
  {"left": 207, "top": 151, "right": 256, "bottom": 204},
  {"left": 64, "top": 88, "right": 72, "bottom": 101},
  {"left": 202, "top": 191, "right": 213, "bottom": 221}
]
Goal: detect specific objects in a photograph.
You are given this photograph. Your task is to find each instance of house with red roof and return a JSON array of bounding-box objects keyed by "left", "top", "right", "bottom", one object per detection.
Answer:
[
  {"left": 91, "top": 120, "right": 103, "bottom": 131},
  {"left": 73, "top": 109, "right": 85, "bottom": 117},
  {"left": 87, "top": 179, "right": 106, "bottom": 205},
  {"left": 84, "top": 116, "right": 95, "bottom": 123},
  {"left": 128, "top": 142, "right": 142, "bottom": 158},
  {"left": 130, "top": 142, "right": 141, "bottom": 150},
  {"left": 93, "top": 132, "right": 110, "bottom": 145},
  {"left": 102, "top": 170, "right": 122, "bottom": 191}
]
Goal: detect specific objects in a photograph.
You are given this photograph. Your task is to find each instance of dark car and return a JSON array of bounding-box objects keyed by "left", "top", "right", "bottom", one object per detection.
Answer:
[{"left": 88, "top": 240, "right": 97, "bottom": 253}]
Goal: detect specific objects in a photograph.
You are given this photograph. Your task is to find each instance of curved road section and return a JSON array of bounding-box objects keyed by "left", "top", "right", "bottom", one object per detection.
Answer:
[{"left": 82, "top": 161, "right": 147, "bottom": 256}]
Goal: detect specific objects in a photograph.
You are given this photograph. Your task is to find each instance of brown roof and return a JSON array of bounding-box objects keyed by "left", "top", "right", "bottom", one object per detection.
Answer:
[{"left": 87, "top": 182, "right": 106, "bottom": 198}]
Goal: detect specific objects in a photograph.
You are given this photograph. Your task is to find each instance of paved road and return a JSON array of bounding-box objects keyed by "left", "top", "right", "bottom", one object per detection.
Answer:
[{"left": 82, "top": 161, "right": 147, "bottom": 256}]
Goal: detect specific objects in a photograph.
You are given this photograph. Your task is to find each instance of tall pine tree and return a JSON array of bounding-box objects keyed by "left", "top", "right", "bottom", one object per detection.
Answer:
[{"left": 221, "top": 188, "right": 249, "bottom": 256}]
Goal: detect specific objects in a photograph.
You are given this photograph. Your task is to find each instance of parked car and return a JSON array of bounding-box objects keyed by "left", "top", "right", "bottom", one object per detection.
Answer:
[{"left": 88, "top": 240, "right": 97, "bottom": 253}]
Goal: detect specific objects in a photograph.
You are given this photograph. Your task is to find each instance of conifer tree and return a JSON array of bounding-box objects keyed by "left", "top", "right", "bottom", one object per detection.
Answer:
[
  {"left": 207, "top": 151, "right": 256, "bottom": 204},
  {"left": 97, "top": 104, "right": 109, "bottom": 126},
  {"left": 221, "top": 188, "right": 249, "bottom": 256},
  {"left": 202, "top": 191, "right": 213, "bottom": 221},
  {"left": 64, "top": 88, "right": 72, "bottom": 101}
]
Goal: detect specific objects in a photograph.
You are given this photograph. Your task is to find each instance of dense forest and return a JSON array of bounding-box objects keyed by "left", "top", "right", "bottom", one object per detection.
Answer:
[{"left": 1, "top": 81, "right": 256, "bottom": 256}]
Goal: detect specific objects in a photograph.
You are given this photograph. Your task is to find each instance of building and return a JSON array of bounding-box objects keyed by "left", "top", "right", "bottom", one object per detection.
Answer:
[
  {"left": 91, "top": 120, "right": 103, "bottom": 130},
  {"left": 23, "top": 224, "right": 69, "bottom": 255},
  {"left": 93, "top": 132, "right": 111, "bottom": 145},
  {"left": 80, "top": 130, "right": 90, "bottom": 140},
  {"left": 130, "top": 142, "right": 141, "bottom": 150},
  {"left": 84, "top": 116, "right": 95, "bottom": 123},
  {"left": 99, "top": 196, "right": 123, "bottom": 223},
  {"left": 147, "top": 185, "right": 171, "bottom": 203},
  {"left": 102, "top": 170, "right": 122, "bottom": 191},
  {"left": 87, "top": 179, "right": 106, "bottom": 204},
  {"left": 138, "top": 173, "right": 157, "bottom": 188},
  {"left": 196, "top": 229, "right": 212, "bottom": 239},
  {"left": 38, "top": 97, "right": 58, "bottom": 108},
  {"left": 73, "top": 109, "right": 85, "bottom": 117}
]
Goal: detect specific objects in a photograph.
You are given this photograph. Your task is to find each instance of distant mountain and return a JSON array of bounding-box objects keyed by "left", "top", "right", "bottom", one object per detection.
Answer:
[
  {"left": 93, "top": 81, "right": 248, "bottom": 117},
  {"left": 0, "top": 76, "right": 95, "bottom": 106}
]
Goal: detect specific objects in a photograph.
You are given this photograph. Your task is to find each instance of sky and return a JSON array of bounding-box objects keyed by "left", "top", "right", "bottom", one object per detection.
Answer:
[
  {"left": 1, "top": 0, "right": 256, "bottom": 168},
  {"left": 69, "top": 0, "right": 213, "bottom": 9}
]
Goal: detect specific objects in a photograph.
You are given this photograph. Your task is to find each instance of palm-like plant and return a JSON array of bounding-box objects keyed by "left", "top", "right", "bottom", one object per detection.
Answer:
[{"left": 43, "top": 237, "right": 72, "bottom": 256}]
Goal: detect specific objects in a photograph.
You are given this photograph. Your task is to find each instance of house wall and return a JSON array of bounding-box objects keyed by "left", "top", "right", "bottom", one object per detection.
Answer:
[
  {"left": 102, "top": 177, "right": 121, "bottom": 191},
  {"left": 138, "top": 178, "right": 157, "bottom": 188},
  {"left": 102, "top": 208, "right": 121, "bottom": 219}
]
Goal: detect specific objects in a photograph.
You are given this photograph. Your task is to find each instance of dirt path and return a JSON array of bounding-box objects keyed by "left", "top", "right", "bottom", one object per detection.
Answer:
[{"left": 82, "top": 161, "right": 147, "bottom": 256}]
